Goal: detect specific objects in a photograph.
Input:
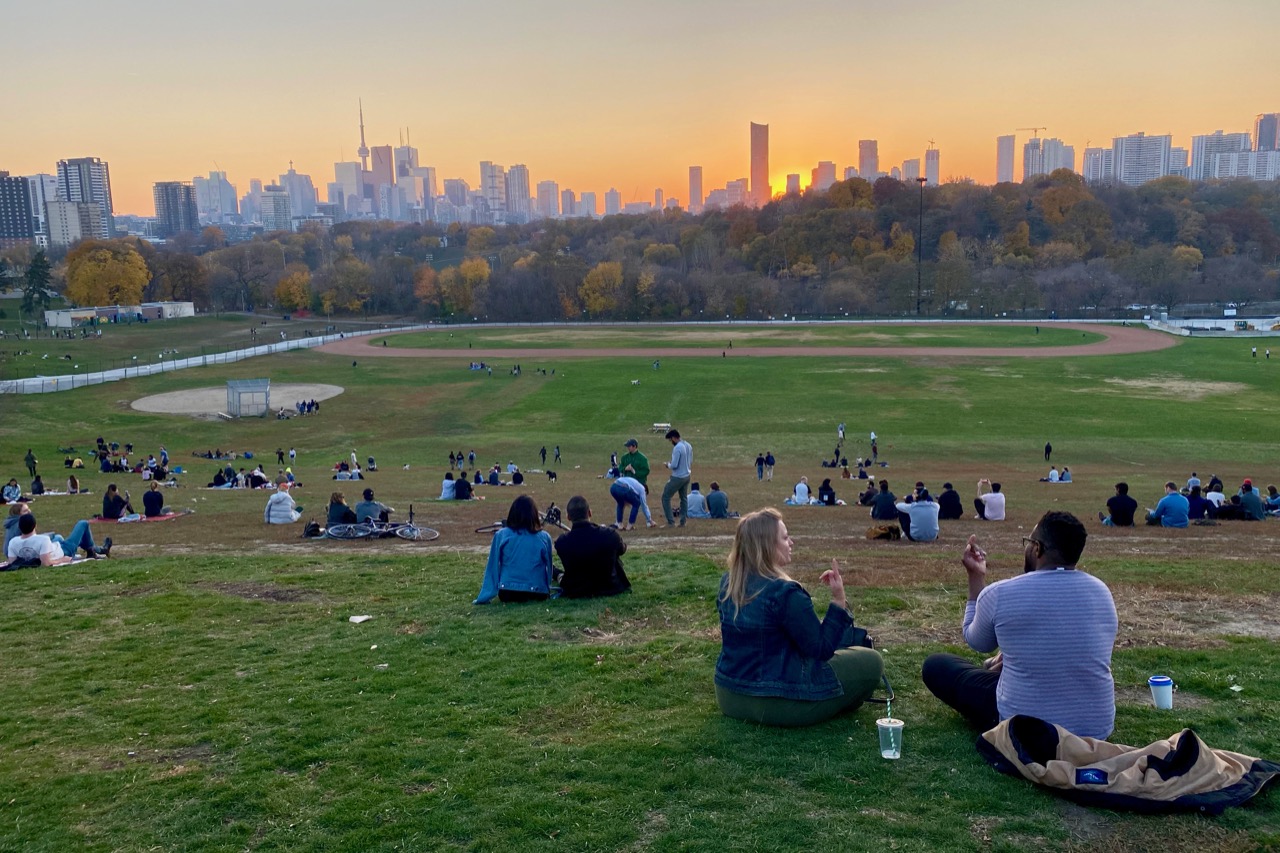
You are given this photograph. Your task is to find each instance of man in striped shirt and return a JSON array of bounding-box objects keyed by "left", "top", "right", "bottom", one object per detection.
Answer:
[{"left": 922, "top": 511, "right": 1117, "bottom": 739}]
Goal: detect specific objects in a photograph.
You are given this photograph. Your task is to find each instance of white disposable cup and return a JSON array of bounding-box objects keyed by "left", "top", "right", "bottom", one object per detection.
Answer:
[
  {"left": 876, "top": 717, "right": 904, "bottom": 759},
  {"left": 1148, "top": 675, "right": 1174, "bottom": 709}
]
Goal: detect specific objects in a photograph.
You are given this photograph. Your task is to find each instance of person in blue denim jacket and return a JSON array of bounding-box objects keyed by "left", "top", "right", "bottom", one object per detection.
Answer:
[
  {"left": 715, "top": 508, "right": 883, "bottom": 726},
  {"left": 474, "top": 495, "right": 556, "bottom": 604}
]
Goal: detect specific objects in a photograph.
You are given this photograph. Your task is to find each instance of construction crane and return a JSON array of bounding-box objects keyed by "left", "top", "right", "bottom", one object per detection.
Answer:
[{"left": 1017, "top": 127, "right": 1047, "bottom": 138}]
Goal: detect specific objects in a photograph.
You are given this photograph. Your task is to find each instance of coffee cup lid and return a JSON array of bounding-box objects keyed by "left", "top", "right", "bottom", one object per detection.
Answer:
[{"left": 1148, "top": 675, "right": 1173, "bottom": 686}]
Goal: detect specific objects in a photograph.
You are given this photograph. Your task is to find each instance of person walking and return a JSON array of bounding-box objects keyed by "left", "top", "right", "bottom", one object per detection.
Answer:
[
  {"left": 540, "top": 446, "right": 547, "bottom": 465},
  {"left": 1044, "top": 441, "right": 1052, "bottom": 462},
  {"left": 660, "top": 429, "right": 693, "bottom": 527},
  {"left": 276, "top": 447, "right": 285, "bottom": 465},
  {"left": 289, "top": 447, "right": 296, "bottom": 464},
  {"left": 554, "top": 446, "right": 562, "bottom": 464},
  {"left": 23, "top": 449, "right": 37, "bottom": 479}
]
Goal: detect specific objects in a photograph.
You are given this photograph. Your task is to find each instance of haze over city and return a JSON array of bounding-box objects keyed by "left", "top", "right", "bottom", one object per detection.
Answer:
[{"left": 8, "top": 0, "right": 1280, "bottom": 216}]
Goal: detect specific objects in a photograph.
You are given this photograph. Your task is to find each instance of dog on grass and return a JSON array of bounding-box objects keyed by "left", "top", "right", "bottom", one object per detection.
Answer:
[
  {"left": 631, "top": 379, "right": 640, "bottom": 385},
  {"left": 546, "top": 470, "right": 557, "bottom": 482}
]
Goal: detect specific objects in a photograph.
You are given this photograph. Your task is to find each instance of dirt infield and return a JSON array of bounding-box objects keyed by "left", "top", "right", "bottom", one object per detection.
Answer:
[
  {"left": 316, "top": 323, "right": 1177, "bottom": 360},
  {"left": 132, "top": 383, "right": 344, "bottom": 415}
]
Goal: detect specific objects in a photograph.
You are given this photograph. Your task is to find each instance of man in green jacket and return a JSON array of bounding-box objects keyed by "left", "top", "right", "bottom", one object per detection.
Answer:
[{"left": 619, "top": 439, "right": 650, "bottom": 488}]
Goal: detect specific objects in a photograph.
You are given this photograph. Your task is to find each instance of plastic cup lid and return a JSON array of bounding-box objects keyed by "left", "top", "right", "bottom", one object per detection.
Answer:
[
  {"left": 1148, "top": 675, "right": 1173, "bottom": 686},
  {"left": 876, "top": 718, "right": 904, "bottom": 726}
]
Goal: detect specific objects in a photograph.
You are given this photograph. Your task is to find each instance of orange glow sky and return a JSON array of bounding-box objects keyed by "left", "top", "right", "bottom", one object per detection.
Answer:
[{"left": 8, "top": 0, "right": 1279, "bottom": 215}]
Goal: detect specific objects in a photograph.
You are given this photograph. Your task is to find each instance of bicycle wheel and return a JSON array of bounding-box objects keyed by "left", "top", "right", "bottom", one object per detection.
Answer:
[
  {"left": 475, "top": 522, "right": 504, "bottom": 534},
  {"left": 396, "top": 525, "right": 439, "bottom": 541},
  {"left": 327, "top": 523, "right": 373, "bottom": 540}
]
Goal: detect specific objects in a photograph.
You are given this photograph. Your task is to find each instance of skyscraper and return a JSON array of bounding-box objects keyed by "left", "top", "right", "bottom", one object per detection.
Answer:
[
  {"left": 1082, "top": 148, "right": 1114, "bottom": 184},
  {"left": 193, "top": 171, "right": 239, "bottom": 224},
  {"left": 654, "top": 188, "right": 664, "bottom": 211},
  {"left": 1023, "top": 138, "right": 1074, "bottom": 179},
  {"left": 1111, "top": 133, "right": 1172, "bottom": 186},
  {"left": 1189, "top": 131, "right": 1252, "bottom": 180},
  {"left": 750, "top": 122, "right": 770, "bottom": 206},
  {"left": 0, "top": 172, "right": 34, "bottom": 249},
  {"left": 333, "top": 163, "right": 364, "bottom": 216},
  {"left": 811, "top": 161, "right": 836, "bottom": 191},
  {"left": 1255, "top": 114, "right": 1280, "bottom": 152},
  {"left": 279, "top": 163, "right": 317, "bottom": 219},
  {"left": 785, "top": 174, "right": 800, "bottom": 195},
  {"left": 260, "top": 185, "right": 292, "bottom": 232},
  {"left": 443, "top": 179, "right": 470, "bottom": 209},
  {"left": 578, "top": 191, "right": 597, "bottom": 218},
  {"left": 480, "top": 162, "right": 507, "bottom": 223},
  {"left": 536, "top": 180, "right": 559, "bottom": 219},
  {"left": 996, "top": 135, "right": 1016, "bottom": 183},
  {"left": 902, "top": 159, "right": 921, "bottom": 182},
  {"left": 56, "top": 156, "right": 114, "bottom": 239},
  {"left": 925, "top": 148, "right": 940, "bottom": 186},
  {"left": 604, "top": 188, "right": 621, "bottom": 216},
  {"left": 506, "top": 165, "right": 531, "bottom": 223},
  {"left": 858, "top": 141, "right": 879, "bottom": 181},
  {"left": 560, "top": 188, "right": 576, "bottom": 217},
  {"left": 688, "top": 166, "right": 703, "bottom": 214},
  {"left": 152, "top": 182, "right": 199, "bottom": 238},
  {"left": 25, "top": 174, "right": 57, "bottom": 247}
]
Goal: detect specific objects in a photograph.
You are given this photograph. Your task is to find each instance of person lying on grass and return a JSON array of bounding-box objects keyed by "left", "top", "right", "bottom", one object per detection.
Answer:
[
  {"left": 4, "top": 510, "right": 111, "bottom": 568},
  {"left": 474, "top": 495, "right": 555, "bottom": 605},
  {"left": 714, "top": 508, "right": 884, "bottom": 727}
]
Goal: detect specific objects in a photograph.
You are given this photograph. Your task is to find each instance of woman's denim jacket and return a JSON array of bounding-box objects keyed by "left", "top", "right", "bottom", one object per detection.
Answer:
[
  {"left": 474, "top": 528, "right": 554, "bottom": 604},
  {"left": 714, "top": 573, "right": 854, "bottom": 700}
]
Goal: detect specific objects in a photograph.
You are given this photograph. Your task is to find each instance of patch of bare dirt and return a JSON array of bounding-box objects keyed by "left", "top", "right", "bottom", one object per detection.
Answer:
[
  {"left": 200, "top": 580, "right": 324, "bottom": 603},
  {"left": 1101, "top": 377, "right": 1249, "bottom": 401}
]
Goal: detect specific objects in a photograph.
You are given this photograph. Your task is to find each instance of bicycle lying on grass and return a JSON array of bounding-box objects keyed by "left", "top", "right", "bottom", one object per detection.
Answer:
[
  {"left": 325, "top": 505, "right": 440, "bottom": 541},
  {"left": 475, "top": 501, "right": 569, "bottom": 534}
]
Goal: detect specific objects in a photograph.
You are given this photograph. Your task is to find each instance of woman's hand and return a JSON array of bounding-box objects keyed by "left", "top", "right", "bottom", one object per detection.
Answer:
[{"left": 819, "top": 558, "right": 848, "bottom": 610}]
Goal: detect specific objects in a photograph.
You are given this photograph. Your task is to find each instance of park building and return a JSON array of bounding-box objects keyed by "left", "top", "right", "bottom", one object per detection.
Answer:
[{"left": 44, "top": 301, "right": 195, "bottom": 328}]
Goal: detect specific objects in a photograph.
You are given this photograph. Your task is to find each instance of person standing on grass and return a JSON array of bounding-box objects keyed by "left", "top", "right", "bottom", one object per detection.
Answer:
[
  {"left": 24, "top": 449, "right": 37, "bottom": 478},
  {"left": 1044, "top": 441, "right": 1052, "bottom": 462},
  {"left": 922, "top": 512, "right": 1116, "bottom": 739},
  {"left": 276, "top": 447, "right": 285, "bottom": 465},
  {"left": 755, "top": 452, "right": 765, "bottom": 481},
  {"left": 554, "top": 446, "right": 562, "bottom": 464},
  {"left": 661, "top": 429, "right": 692, "bottom": 527},
  {"left": 289, "top": 447, "right": 296, "bottom": 464},
  {"left": 474, "top": 495, "right": 555, "bottom": 604},
  {"left": 764, "top": 451, "right": 775, "bottom": 481},
  {"left": 540, "top": 446, "right": 547, "bottom": 465},
  {"left": 620, "top": 439, "right": 650, "bottom": 488},
  {"left": 714, "top": 508, "right": 884, "bottom": 727}
]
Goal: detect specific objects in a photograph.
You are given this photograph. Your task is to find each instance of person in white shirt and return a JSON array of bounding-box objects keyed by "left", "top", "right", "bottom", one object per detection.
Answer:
[
  {"left": 974, "top": 479, "right": 1006, "bottom": 521},
  {"left": 1040, "top": 467, "right": 1059, "bottom": 483},
  {"left": 439, "top": 472, "right": 457, "bottom": 500},
  {"left": 264, "top": 483, "right": 302, "bottom": 524},
  {"left": 685, "top": 483, "right": 710, "bottom": 519},
  {"left": 793, "top": 477, "right": 812, "bottom": 504}
]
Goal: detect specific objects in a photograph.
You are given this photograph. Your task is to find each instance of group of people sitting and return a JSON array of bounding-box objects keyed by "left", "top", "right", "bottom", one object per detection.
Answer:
[
  {"left": 208, "top": 465, "right": 283, "bottom": 490},
  {"left": 786, "top": 477, "right": 842, "bottom": 507},
  {"left": 1039, "top": 466, "right": 1073, "bottom": 483},
  {"left": 1101, "top": 473, "right": 1278, "bottom": 527},
  {"left": 326, "top": 488, "right": 394, "bottom": 525},
  {"left": 441, "top": 465, "right": 525, "bottom": 498}
]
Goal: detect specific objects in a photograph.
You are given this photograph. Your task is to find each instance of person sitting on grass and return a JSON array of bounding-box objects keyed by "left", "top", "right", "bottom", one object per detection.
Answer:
[
  {"left": 327, "top": 491, "right": 357, "bottom": 525},
  {"left": 4, "top": 503, "right": 26, "bottom": 554},
  {"left": 4, "top": 510, "right": 111, "bottom": 567},
  {"left": 553, "top": 496, "right": 631, "bottom": 599},
  {"left": 714, "top": 508, "right": 884, "bottom": 727},
  {"left": 67, "top": 474, "right": 81, "bottom": 495},
  {"left": 1265, "top": 485, "right": 1280, "bottom": 514},
  {"left": 439, "top": 472, "right": 457, "bottom": 500},
  {"left": 453, "top": 474, "right": 475, "bottom": 501},
  {"left": 263, "top": 483, "right": 302, "bottom": 524},
  {"left": 101, "top": 484, "right": 134, "bottom": 520},
  {"left": 817, "top": 478, "right": 837, "bottom": 507},
  {"left": 1186, "top": 485, "right": 1213, "bottom": 521},
  {"left": 1145, "top": 481, "right": 1189, "bottom": 528},
  {"left": 685, "top": 483, "right": 711, "bottom": 519},
  {"left": 474, "top": 495, "right": 555, "bottom": 604},
  {"left": 1214, "top": 494, "right": 1250, "bottom": 521},
  {"left": 790, "top": 476, "right": 812, "bottom": 505},
  {"left": 896, "top": 490, "right": 940, "bottom": 542},
  {"left": 974, "top": 479, "right": 1005, "bottom": 521},
  {"left": 30, "top": 475, "right": 45, "bottom": 496},
  {"left": 1039, "top": 466, "right": 1060, "bottom": 483},
  {"left": 355, "top": 488, "right": 394, "bottom": 523},
  {"left": 937, "top": 483, "right": 964, "bottom": 520},
  {"left": 707, "top": 482, "right": 736, "bottom": 518},
  {"left": 922, "top": 512, "right": 1116, "bottom": 739},
  {"left": 1098, "top": 482, "right": 1139, "bottom": 527},
  {"left": 142, "top": 481, "right": 167, "bottom": 518},
  {"left": 869, "top": 480, "right": 898, "bottom": 520},
  {"left": 1237, "top": 480, "right": 1266, "bottom": 521},
  {"left": 1060, "top": 467, "right": 1072, "bottom": 483},
  {"left": 2, "top": 479, "right": 24, "bottom": 504}
]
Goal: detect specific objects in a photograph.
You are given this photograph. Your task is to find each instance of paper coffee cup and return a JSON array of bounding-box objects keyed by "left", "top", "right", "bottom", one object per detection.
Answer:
[{"left": 1148, "top": 675, "right": 1174, "bottom": 710}]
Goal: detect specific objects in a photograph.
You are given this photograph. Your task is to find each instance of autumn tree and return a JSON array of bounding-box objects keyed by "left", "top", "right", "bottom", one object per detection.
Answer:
[
  {"left": 580, "top": 261, "right": 623, "bottom": 316},
  {"left": 413, "top": 265, "right": 440, "bottom": 315},
  {"left": 155, "top": 253, "right": 209, "bottom": 305},
  {"left": 274, "top": 264, "right": 312, "bottom": 312},
  {"left": 65, "top": 240, "right": 150, "bottom": 306}
]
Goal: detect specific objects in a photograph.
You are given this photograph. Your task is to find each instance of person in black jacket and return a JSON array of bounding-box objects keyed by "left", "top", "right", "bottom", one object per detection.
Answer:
[
  {"left": 454, "top": 475, "right": 474, "bottom": 500},
  {"left": 936, "top": 482, "right": 964, "bottom": 520},
  {"left": 142, "top": 481, "right": 167, "bottom": 518},
  {"left": 553, "top": 496, "right": 631, "bottom": 599}
]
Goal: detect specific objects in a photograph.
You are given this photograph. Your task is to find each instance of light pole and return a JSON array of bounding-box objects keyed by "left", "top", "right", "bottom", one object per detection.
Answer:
[{"left": 915, "top": 176, "right": 927, "bottom": 316}]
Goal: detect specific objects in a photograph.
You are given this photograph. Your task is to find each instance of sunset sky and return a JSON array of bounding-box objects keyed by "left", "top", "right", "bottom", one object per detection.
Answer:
[{"left": 9, "top": 0, "right": 1279, "bottom": 215}]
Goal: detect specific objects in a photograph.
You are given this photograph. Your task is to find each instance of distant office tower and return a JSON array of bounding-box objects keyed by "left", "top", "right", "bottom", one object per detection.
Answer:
[
  {"left": 260, "top": 184, "right": 292, "bottom": 232},
  {"left": 239, "top": 178, "right": 264, "bottom": 224},
  {"left": 665, "top": 198, "right": 679, "bottom": 210},
  {"left": 578, "top": 191, "right": 598, "bottom": 218},
  {"left": 279, "top": 164, "right": 317, "bottom": 219},
  {"left": 480, "top": 162, "right": 507, "bottom": 223},
  {"left": 1189, "top": 131, "right": 1252, "bottom": 180},
  {"left": 443, "top": 178, "right": 470, "bottom": 209},
  {"left": 843, "top": 166, "right": 858, "bottom": 180},
  {"left": 902, "top": 159, "right": 921, "bottom": 182},
  {"left": 410, "top": 165, "right": 437, "bottom": 218},
  {"left": 1111, "top": 133, "right": 1172, "bottom": 186},
  {"left": 654, "top": 188, "right": 663, "bottom": 211},
  {"left": 688, "top": 166, "right": 703, "bottom": 214},
  {"left": 25, "top": 174, "right": 57, "bottom": 247},
  {"left": 785, "top": 174, "right": 800, "bottom": 194},
  {"left": 858, "top": 140, "right": 879, "bottom": 181},
  {"left": 506, "top": 164, "right": 531, "bottom": 223},
  {"left": 560, "top": 188, "right": 576, "bottom": 217},
  {"left": 326, "top": 182, "right": 344, "bottom": 205},
  {"left": 394, "top": 143, "right": 419, "bottom": 202},
  {"left": 193, "top": 171, "right": 239, "bottom": 224},
  {"left": 536, "top": 180, "right": 559, "bottom": 219},
  {"left": 1082, "top": 148, "right": 1113, "bottom": 184},
  {"left": 152, "top": 182, "right": 199, "bottom": 238},
  {"left": 45, "top": 199, "right": 101, "bottom": 247},
  {"left": 56, "top": 156, "right": 114, "bottom": 239},
  {"left": 1169, "top": 147, "right": 1189, "bottom": 178},
  {"left": 725, "top": 178, "right": 749, "bottom": 206},
  {"left": 368, "top": 146, "right": 396, "bottom": 218},
  {"left": 811, "top": 161, "right": 837, "bottom": 192},
  {"left": 996, "top": 135, "right": 1016, "bottom": 183},
  {"left": 1023, "top": 138, "right": 1074, "bottom": 179},
  {"left": 1255, "top": 114, "right": 1280, "bottom": 152},
  {"left": 750, "top": 122, "right": 770, "bottom": 205},
  {"left": 604, "top": 188, "right": 621, "bottom": 216},
  {"left": 925, "top": 149, "right": 940, "bottom": 186},
  {"left": 0, "top": 172, "right": 34, "bottom": 249},
  {"left": 622, "top": 202, "right": 653, "bottom": 215},
  {"left": 333, "top": 162, "right": 364, "bottom": 216},
  {"left": 1213, "top": 150, "right": 1280, "bottom": 181},
  {"left": 703, "top": 189, "right": 728, "bottom": 210},
  {"left": 890, "top": 166, "right": 902, "bottom": 180}
]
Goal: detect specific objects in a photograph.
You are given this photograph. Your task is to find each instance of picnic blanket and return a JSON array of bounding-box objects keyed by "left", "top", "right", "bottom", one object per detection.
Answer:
[
  {"left": 977, "top": 714, "right": 1280, "bottom": 815},
  {"left": 91, "top": 510, "right": 195, "bottom": 524},
  {"left": 32, "top": 490, "right": 93, "bottom": 496}
]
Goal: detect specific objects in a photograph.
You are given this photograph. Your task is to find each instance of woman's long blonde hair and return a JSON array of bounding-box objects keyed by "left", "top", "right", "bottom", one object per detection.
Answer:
[{"left": 722, "top": 508, "right": 791, "bottom": 617}]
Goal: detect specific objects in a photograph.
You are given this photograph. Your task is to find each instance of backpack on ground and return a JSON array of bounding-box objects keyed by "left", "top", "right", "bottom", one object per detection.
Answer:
[{"left": 865, "top": 524, "right": 901, "bottom": 541}]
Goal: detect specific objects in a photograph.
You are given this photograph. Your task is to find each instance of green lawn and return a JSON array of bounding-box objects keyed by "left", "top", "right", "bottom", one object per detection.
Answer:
[{"left": 1, "top": 324, "right": 1279, "bottom": 851}]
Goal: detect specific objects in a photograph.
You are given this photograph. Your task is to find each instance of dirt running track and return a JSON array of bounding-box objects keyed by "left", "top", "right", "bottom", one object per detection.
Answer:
[{"left": 317, "top": 323, "right": 1177, "bottom": 360}]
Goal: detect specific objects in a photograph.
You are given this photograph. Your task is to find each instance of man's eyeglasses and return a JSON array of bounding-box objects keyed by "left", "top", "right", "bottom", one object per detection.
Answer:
[{"left": 1022, "top": 537, "right": 1042, "bottom": 549}]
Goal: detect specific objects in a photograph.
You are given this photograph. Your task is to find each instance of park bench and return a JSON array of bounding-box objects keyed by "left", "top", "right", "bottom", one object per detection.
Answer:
[{"left": 651, "top": 422, "right": 671, "bottom": 433}]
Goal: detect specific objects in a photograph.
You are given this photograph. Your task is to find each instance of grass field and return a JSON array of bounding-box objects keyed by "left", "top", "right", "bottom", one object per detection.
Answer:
[{"left": 2, "top": 319, "right": 1279, "bottom": 851}]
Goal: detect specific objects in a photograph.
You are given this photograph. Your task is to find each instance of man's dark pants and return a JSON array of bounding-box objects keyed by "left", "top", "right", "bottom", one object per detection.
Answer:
[{"left": 921, "top": 653, "right": 999, "bottom": 731}]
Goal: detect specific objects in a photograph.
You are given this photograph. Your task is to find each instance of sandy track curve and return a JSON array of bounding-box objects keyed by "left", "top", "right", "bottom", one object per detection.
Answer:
[
  {"left": 133, "top": 383, "right": 345, "bottom": 415},
  {"left": 317, "top": 323, "right": 1176, "bottom": 360}
]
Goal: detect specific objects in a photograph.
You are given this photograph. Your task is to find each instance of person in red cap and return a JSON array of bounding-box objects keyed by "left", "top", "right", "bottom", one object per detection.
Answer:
[{"left": 1237, "top": 479, "right": 1266, "bottom": 520}]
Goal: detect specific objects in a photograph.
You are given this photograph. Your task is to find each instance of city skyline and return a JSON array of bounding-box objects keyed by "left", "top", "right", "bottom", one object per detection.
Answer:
[{"left": 7, "top": 0, "right": 1280, "bottom": 216}]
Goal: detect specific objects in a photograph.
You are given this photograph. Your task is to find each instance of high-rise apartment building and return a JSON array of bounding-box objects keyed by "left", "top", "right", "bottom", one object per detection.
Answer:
[
  {"left": 443, "top": 179, "right": 470, "bottom": 209},
  {"left": 333, "top": 162, "right": 365, "bottom": 216},
  {"left": 925, "top": 149, "right": 940, "bottom": 186},
  {"left": 688, "top": 166, "right": 703, "bottom": 214},
  {"left": 193, "top": 171, "right": 238, "bottom": 224},
  {"left": 56, "top": 156, "right": 114, "bottom": 239},
  {"left": 1213, "top": 150, "right": 1280, "bottom": 181},
  {"left": 654, "top": 188, "right": 664, "bottom": 211},
  {"left": 279, "top": 164, "right": 317, "bottom": 219},
  {"left": 843, "top": 166, "right": 858, "bottom": 180},
  {"left": 578, "top": 191, "right": 597, "bottom": 218},
  {"left": 604, "top": 188, "right": 621, "bottom": 216},
  {"left": 560, "top": 189, "right": 576, "bottom": 217},
  {"left": 890, "top": 166, "right": 902, "bottom": 180},
  {"left": 25, "top": 174, "right": 57, "bottom": 247},
  {"left": 0, "top": 172, "right": 34, "bottom": 249},
  {"left": 902, "top": 159, "right": 921, "bottom": 182},
  {"left": 152, "top": 182, "right": 199, "bottom": 238},
  {"left": 1169, "top": 147, "right": 1189, "bottom": 178},
  {"left": 1082, "top": 148, "right": 1114, "bottom": 184},
  {"left": 480, "top": 162, "right": 507, "bottom": 223},
  {"left": 45, "top": 199, "right": 101, "bottom": 247},
  {"left": 811, "top": 161, "right": 836, "bottom": 192},
  {"left": 1189, "top": 131, "right": 1252, "bottom": 180},
  {"left": 1254, "top": 114, "right": 1280, "bottom": 152},
  {"left": 858, "top": 140, "right": 879, "bottom": 181},
  {"left": 725, "top": 179, "right": 749, "bottom": 206},
  {"left": 785, "top": 174, "right": 801, "bottom": 195},
  {"left": 750, "top": 122, "right": 770, "bottom": 206},
  {"left": 506, "top": 165, "right": 531, "bottom": 223},
  {"left": 260, "top": 185, "right": 293, "bottom": 232},
  {"left": 536, "top": 180, "right": 559, "bottom": 219},
  {"left": 1023, "top": 138, "right": 1074, "bottom": 178},
  {"left": 1111, "top": 133, "right": 1172, "bottom": 186},
  {"left": 996, "top": 135, "right": 1016, "bottom": 183}
]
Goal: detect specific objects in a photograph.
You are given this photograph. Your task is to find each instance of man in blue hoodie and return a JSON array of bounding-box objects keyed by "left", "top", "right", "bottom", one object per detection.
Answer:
[{"left": 1145, "top": 482, "right": 1189, "bottom": 528}]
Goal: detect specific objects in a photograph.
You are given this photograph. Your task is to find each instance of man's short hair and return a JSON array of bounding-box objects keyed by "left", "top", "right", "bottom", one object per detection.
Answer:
[
  {"left": 991, "top": 482, "right": 1002, "bottom": 492},
  {"left": 625, "top": 439, "right": 638, "bottom": 448},
  {"left": 710, "top": 482, "right": 720, "bottom": 491},
  {"left": 566, "top": 495, "right": 590, "bottom": 522},
  {"left": 879, "top": 480, "right": 890, "bottom": 491},
  {"left": 1034, "top": 511, "right": 1088, "bottom": 565},
  {"left": 1115, "top": 482, "right": 1129, "bottom": 495},
  {"left": 18, "top": 514, "right": 36, "bottom": 534},
  {"left": 943, "top": 482, "right": 953, "bottom": 490},
  {"left": 664, "top": 429, "right": 680, "bottom": 440},
  {"left": 1165, "top": 481, "right": 1178, "bottom": 491},
  {"left": 363, "top": 488, "right": 374, "bottom": 499},
  {"left": 690, "top": 482, "right": 700, "bottom": 491}
]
